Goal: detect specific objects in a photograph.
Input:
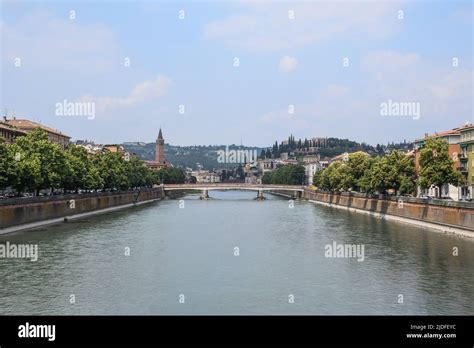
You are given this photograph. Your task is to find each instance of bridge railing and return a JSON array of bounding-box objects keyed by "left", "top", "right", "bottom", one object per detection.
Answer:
[{"left": 163, "top": 183, "right": 305, "bottom": 190}]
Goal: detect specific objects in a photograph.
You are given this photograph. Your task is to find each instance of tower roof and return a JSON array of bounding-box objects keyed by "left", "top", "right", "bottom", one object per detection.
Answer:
[{"left": 158, "top": 128, "right": 163, "bottom": 140}]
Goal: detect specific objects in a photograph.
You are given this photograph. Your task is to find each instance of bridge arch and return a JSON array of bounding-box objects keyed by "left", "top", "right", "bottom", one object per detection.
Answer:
[{"left": 161, "top": 183, "right": 304, "bottom": 200}]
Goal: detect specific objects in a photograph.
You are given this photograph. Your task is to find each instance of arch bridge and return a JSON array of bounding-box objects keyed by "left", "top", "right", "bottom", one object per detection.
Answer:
[{"left": 162, "top": 183, "right": 305, "bottom": 200}]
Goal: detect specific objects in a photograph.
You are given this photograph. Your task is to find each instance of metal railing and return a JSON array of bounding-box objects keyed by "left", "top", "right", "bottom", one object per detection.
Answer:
[
  {"left": 0, "top": 188, "right": 161, "bottom": 207},
  {"left": 305, "top": 189, "right": 474, "bottom": 209}
]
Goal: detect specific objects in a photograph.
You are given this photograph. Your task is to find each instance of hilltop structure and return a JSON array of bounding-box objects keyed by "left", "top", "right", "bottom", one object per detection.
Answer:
[{"left": 145, "top": 128, "right": 171, "bottom": 170}]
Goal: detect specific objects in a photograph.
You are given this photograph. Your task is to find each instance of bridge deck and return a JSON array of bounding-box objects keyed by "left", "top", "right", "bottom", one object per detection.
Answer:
[{"left": 162, "top": 184, "right": 305, "bottom": 192}]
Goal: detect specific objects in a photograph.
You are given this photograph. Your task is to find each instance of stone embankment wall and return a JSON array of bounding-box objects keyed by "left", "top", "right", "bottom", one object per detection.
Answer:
[
  {"left": 302, "top": 190, "right": 474, "bottom": 237},
  {"left": 0, "top": 188, "right": 165, "bottom": 233}
]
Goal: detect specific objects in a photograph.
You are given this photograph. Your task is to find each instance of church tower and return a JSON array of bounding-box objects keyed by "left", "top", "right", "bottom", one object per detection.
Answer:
[{"left": 155, "top": 128, "right": 165, "bottom": 164}]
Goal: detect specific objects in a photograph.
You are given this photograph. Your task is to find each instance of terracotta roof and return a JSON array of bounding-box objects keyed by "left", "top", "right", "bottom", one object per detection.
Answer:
[
  {"left": 5, "top": 119, "right": 70, "bottom": 138},
  {"left": 458, "top": 124, "right": 474, "bottom": 133},
  {"left": 0, "top": 122, "right": 27, "bottom": 134},
  {"left": 415, "top": 124, "right": 470, "bottom": 143},
  {"left": 431, "top": 129, "right": 461, "bottom": 138}
]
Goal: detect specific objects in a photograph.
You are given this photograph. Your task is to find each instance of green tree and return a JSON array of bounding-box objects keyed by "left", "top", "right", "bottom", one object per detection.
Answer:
[
  {"left": 329, "top": 163, "right": 353, "bottom": 191},
  {"left": 0, "top": 138, "right": 16, "bottom": 190},
  {"left": 361, "top": 157, "right": 394, "bottom": 194},
  {"left": 61, "top": 145, "right": 88, "bottom": 193},
  {"left": 95, "top": 151, "right": 130, "bottom": 190},
  {"left": 157, "top": 167, "right": 185, "bottom": 184},
  {"left": 318, "top": 164, "right": 334, "bottom": 190},
  {"left": 347, "top": 152, "right": 371, "bottom": 191},
  {"left": 312, "top": 170, "right": 322, "bottom": 187},
  {"left": 262, "top": 171, "right": 273, "bottom": 184},
  {"left": 418, "top": 138, "right": 463, "bottom": 198},
  {"left": 10, "top": 129, "right": 66, "bottom": 195},
  {"left": 261, "top": 165, "right": 305, "bottom": 185},
  {"left": 399, "top": 176, "right": 416, "bottom": 196},
  {"left": 84, "top": 161, "right": 104, "bottom": 191},
  {"left": 270, "top": 164, "right": 305, "bottom": 185},
  {"left": 127, "top": 156, "right": 151, "bottom": 188}
]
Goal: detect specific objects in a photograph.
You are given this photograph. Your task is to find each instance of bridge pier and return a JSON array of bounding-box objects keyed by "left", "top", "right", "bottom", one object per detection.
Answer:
[
  {"left": 200, "top": 189, "right": 210, "bottom": 200},
  {"left": 255, "top": 189, "right": 265, "bottom": 201}
]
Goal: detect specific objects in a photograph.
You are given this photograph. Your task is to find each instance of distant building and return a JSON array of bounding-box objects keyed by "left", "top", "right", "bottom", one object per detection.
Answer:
[
  {"left": 76, "top": 142, "right": 104, "bottom": 155},
  {"left": 319, "top": 160, "right": 330, "bottom": 169},
  {"left": 458, "top": 124, "right": 474, "bottom": 199},
  {"left": 330, "top": 152, "right": 349, "bottom": 163},
  {"left": 4, "top": 118, "right": 70, "bottom": 148},
  {"left": 304, "top": 162, "right": 320, "bottom": 185},
  {"left": 103, "top": 144, "right": 132, "bottom": 160},
  {"left": 257, "top": 159, "right": 277, "bottom": 173},
  {"left": 145, "top": 128, "right": 171, "bottom": 171},
  {"left": 191, "top": 170, "right": 221, "bottom": 183},
  {"left": 414, "top": 125, "right": 470, "bottom": 200},
  {"left": 414, "top": 128, "right": 462, "bottom": 173},
  {"left": 244, "top": 162, "right": 261, "bottom": 184},
  {"left": 0, "top": 120, "right": 27, "bottom": 143},
  {"left": 302, "top": 154, "right": 320, "bottom": 163},
  {"left": 103, "top": 144, "right": 129, "bottom": 155},
  {"left": 156, "top": 128, "right": 165, "bottom": 164},
  {"left": 245, "top": 175, "right": 261, "bottom": 185}
]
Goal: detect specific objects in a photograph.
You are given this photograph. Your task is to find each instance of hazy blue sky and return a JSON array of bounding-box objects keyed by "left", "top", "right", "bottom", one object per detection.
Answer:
[{"left": 1, "top": 0, "right": 473, "bottom": 147}]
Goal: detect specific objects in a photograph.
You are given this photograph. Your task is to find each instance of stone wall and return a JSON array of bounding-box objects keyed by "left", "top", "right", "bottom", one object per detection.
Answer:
[
  {"left": 303, "top": 190, "right": 474, "bottom": 234},
  {"left": 0, "top": 188, "right": 164, "bottom": 231}
]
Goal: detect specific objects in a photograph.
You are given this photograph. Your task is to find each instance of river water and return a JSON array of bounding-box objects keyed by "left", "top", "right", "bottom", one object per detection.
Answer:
[{"left": 0, "top": 190, "right": 473, "bottom": 315}]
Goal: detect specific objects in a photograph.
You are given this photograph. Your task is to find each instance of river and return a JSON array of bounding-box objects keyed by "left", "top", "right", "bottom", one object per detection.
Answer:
[{"left": 0, "top": 190, "right": 473, "bottom": 315}]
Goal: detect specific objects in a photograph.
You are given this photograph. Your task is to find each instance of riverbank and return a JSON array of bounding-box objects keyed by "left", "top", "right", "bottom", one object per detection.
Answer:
[
  {"left": 0, "top": 188, "right": 179, "bottom": 235},
  {"left": 302, "top": 189, "right": 474, "bottom": 238}
]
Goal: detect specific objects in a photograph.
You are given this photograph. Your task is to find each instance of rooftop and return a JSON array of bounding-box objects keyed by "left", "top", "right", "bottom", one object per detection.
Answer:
[
  {"left": 415, "top": 123, "right": 473, "bottom": 143},
  {"left": 0, "top": 121, "right": 27, "bottom": 134},
  {"left": 5, "top": 119, "right": 70, "bottom": 138}
]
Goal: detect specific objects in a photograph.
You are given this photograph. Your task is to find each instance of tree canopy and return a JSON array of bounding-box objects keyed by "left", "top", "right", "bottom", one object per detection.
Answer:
[{"left": 0, "top": 129, "right": 161, "bottom": 195}]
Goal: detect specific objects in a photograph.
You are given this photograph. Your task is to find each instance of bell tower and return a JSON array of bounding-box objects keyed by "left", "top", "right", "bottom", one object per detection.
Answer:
[{"left": 155, "top": 128, "right": 165, "bottom": 164}]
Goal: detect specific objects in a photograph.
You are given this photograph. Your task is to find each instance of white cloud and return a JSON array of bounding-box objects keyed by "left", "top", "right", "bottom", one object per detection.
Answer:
[
  {"left": 361, "top": 51, "right": 421, "bottom": 72},
  {"left": 1, "top": 11, "right": 120, "bottom": 72},
  {"left": 256, "top": 49, "right": 473, "bottom": 144},
  {"left": 203, "top": 2, "right": 401, "bottom": 52},
  {"left": 278, "top": 56, "right": 298, "bottom": 73},
  {"left": 360, "top": 50, "right": 472, "bottom": 111},
  {"left": 78, "top": 76, "right": 173, "bottom": 112}
]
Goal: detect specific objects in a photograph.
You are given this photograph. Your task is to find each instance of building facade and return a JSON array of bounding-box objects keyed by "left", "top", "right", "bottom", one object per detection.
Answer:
[
  {"left": 0, "top": 120, "right": 27, "bottom": 143},
  {"left": 414, "top": 126, "right": 469, "bottom": 201},
  {"left": 304, "top": 162, "right": 320, "bottom": 185},
  {"left": 4, "top": 118, "right": 70, "bottom": 148},
  {"left": 191, "top": 170, "right": 221, "bottom": 183},
  {"left": 459, "top": 125, "right": 474, "bottom": 199}
]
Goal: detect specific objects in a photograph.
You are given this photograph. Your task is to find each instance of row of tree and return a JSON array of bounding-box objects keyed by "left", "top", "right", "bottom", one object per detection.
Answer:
[
  {"left": 262, "top": 164, "right": 306, "bottom": 185},
  {"left": 0, "top": 129, "right": 185, "bottom": 195},
  {"left": 312, "top": 138, "right": 463, "bottom": 197}
]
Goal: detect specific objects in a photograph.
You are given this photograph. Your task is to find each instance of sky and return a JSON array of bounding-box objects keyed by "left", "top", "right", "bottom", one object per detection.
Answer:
[{"left": 1, "top": 0, "right": 473, "bottom": 147}]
